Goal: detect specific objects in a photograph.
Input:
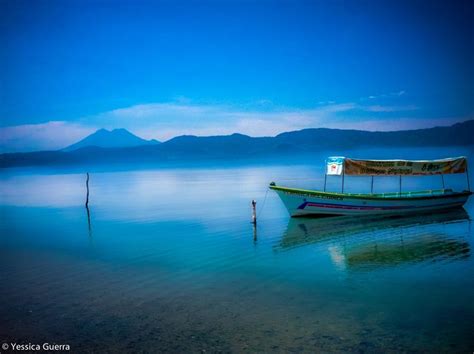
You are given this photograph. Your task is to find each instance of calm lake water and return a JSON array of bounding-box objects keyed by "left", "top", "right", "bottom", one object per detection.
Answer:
[{"left": 1, "top": 147, "right": 474, "bottom": 352}]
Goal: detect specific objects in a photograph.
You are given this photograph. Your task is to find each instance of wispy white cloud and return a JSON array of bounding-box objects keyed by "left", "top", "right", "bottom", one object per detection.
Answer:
[
  {"left": 0, "top": 99, "right": 465, "bottom": 152},
  {"left": 0, "top": 121, "right": 94, "bottom": 153},
  {"left": 362, "top": 104, "right": 418, "bottom": 112},
  {"left": 364, "top": 90, "right": 406, "bottom": 100},
  {"left": 89, "top": 102, "right": 361, "bottom": 140}
]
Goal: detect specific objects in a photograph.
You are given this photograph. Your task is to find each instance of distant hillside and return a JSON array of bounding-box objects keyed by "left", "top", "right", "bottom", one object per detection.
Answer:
[
  {"left": 1, "top": 120, "right": 473, "bottom": 168},
  {"left": 63, "top": 128, "right": 159, "bottom": 151},
  {"left": 274, "top": 120, "right": 474, "bottom": 150}
]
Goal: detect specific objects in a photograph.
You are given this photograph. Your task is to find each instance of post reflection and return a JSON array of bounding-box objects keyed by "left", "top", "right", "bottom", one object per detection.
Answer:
[
  {"left": 85, "top": 173, "right": 92, "bottom": 239},
  {"left": 86, "top": 204, "right": 93, "bottom": 238}
]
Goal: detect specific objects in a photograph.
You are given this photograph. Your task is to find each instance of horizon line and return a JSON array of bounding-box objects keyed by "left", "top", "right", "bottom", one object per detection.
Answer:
[{"left": 1, "top": 118, "right": 472, "bottom": 155}]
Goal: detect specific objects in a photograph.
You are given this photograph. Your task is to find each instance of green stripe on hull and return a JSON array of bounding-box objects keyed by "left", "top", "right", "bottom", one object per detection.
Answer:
[{"left": 269, "top": 185, "right": 472, "bottom": 201}]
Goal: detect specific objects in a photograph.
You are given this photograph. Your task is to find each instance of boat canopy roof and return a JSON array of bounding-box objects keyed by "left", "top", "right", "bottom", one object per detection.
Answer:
[{"left": 326, "top": 156, "right": 467, "bottom": 176}]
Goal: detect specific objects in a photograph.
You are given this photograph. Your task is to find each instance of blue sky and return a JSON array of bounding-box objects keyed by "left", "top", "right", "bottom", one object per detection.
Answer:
[{"left": 1, "top": 0, "right": 473, "bottom": 152}]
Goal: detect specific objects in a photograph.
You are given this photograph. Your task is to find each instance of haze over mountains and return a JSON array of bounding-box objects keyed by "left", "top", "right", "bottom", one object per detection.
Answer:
[
  {"left": 63, "top": 128, "right": 159, "bottom": 151},
  {"left": 1, "top": 120, "right": 473, "bottom": 168}
]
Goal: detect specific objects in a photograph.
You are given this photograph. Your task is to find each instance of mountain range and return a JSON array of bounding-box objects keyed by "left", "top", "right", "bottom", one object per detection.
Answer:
[{"left": 1, "top": 120, "right": 473, "bottom": 168}]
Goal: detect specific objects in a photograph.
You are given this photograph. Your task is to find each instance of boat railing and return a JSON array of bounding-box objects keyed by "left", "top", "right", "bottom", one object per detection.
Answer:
[{"left": 376, "top": 189, "right": 454, "bottom": 198}]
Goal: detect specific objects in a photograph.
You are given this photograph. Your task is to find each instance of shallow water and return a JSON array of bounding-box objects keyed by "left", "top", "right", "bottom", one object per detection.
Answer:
[{"left": 1, "top": 147, "right": 474, "bottom": 352}]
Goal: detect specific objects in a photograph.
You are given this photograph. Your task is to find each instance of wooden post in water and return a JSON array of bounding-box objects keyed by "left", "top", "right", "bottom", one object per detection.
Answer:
[
  {"left": 85, "top": 172, "right": 90, "bottom": 207},
  {"left": 441, "top": 174, "right": 445, "bottom": 189},
  {"left": 399, "top": 175, "right": 402, "bottom": 195},
  {"left": 371, "top": 176, "right": 374, "bottom": 194},
  {"left": 251, "top": 200, "right": 257, "bottom": 224},
  {"left": 323, "top": 173, "right": 327, "bottom": 192}
]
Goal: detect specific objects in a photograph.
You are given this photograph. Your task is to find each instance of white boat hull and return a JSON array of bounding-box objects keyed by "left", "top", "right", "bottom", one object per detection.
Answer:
[{"left": 271, "top": 186, "right": 472, "bottom": 217}]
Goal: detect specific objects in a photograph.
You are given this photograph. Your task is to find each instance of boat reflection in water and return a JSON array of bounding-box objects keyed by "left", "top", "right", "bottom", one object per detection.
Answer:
[{"left": 277, "top": 208, "right": 471, "bottom": 270}]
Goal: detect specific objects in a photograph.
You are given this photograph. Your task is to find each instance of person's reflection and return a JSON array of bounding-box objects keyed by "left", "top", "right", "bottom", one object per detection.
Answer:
[{"left": 253, "top": 223, "right": 257, "bottom": 244}]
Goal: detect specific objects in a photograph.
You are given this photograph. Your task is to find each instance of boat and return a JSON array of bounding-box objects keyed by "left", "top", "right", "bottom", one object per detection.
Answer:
[{"left": 270, "top": 156, "right": 472, "bottom": 217}]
